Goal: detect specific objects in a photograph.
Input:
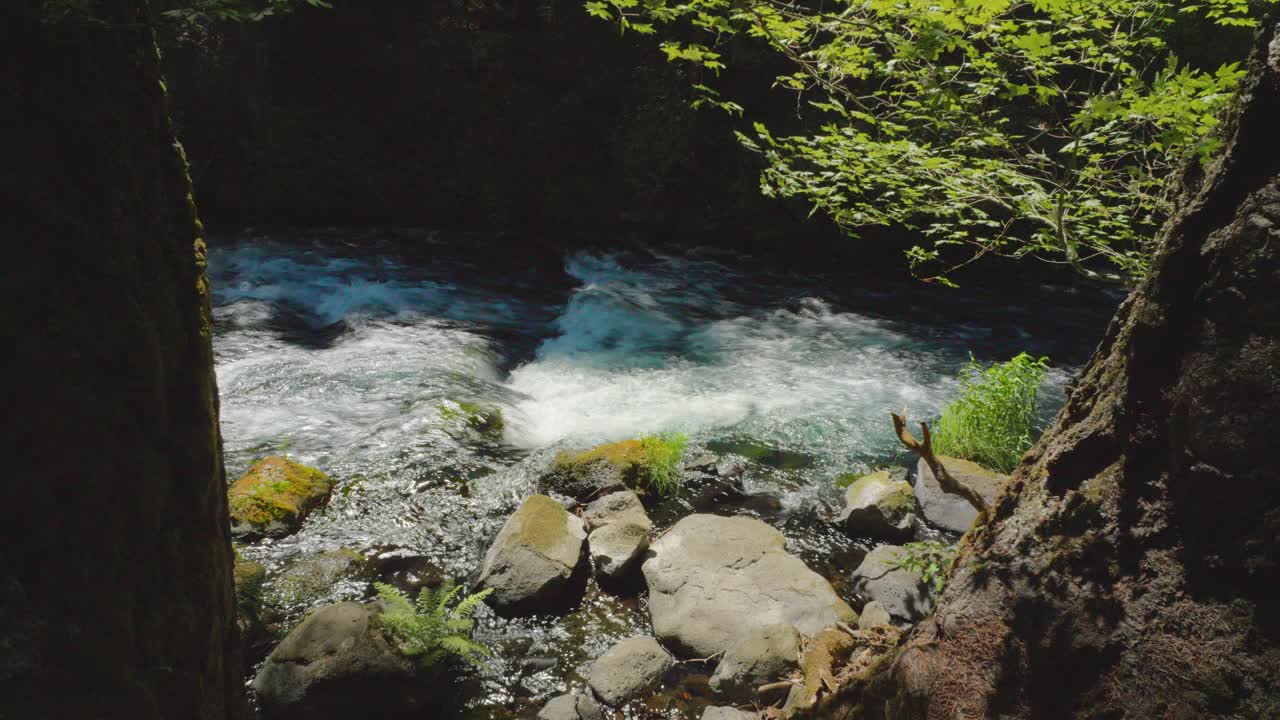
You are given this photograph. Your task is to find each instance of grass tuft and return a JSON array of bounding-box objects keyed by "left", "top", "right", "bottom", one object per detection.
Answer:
[
  {"left": 932, "top": 352, "right": 1049, "bottom": 474},
  {"left": 637, "top": 432, "right": 688, "bottom": 496}
]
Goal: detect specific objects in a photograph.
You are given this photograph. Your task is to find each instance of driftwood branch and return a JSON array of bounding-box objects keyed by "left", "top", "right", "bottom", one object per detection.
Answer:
[{"left": 891, "top": 411, "right": 988, "bottom": 513}]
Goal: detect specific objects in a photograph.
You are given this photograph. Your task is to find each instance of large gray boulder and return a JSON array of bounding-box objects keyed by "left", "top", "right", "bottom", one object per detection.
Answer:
[
  {"left": 253, "top": 601, "right": 422, "bottom": 718},
  {"left": 709, "top": 623, "right": 800, "bottom": 700},
  {"left": 587, "top": 636, "right": 675, "bottom": 706},
  {"left": 914, "top": 456, "right": 1005, "bottom": 533},
  {"left": 583, "top": 490, "right": 652, "bottom": 531},
  {"left": 849, "top": 545, "right": 938, "bottom": 622},
  {"left": 588, "top": 521, "right": 650, "bottom": 581},
  {"left": 478, "top": 495, "right": 587, "bottom": 613},
  {"left": 839, "top": 470, "right": 917, "bottom": 541},
  {"left": 642, "top": 514, "right": 857, "bottom": 657}
]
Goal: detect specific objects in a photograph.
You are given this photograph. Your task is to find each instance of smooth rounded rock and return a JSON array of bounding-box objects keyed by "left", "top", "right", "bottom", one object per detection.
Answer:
[
  {"left": 478, "top": 495, "right": 587, "bottom": 613},
  {"left": 849, "top": 545, "right": 938, "bottom": 622},
  {"left": 537, "top": 693, "right": 580, "bottom": 720},
  {"left": 857, "top": 600, "right": 894, "bottom": 629},
  {"left": 709, "top": 623, "right": 800, "bottom": 700},
  {"left": 914, "top": 456, "right": 1004, "bottom": 533},
  {"left": 642, "top": 514, "right": 857, "bottom": 657},
  {"left": 702, "top": 707, "right": 759, "bottom": 720},
  {"left": 587, "top": 636, "right": 675, "bottom": 706},
  {"left": 588, "top": 522, "right": 650, "bottom": 580},
  {"left": 583, "top": 490, "right": 652, "bottom": 531}
]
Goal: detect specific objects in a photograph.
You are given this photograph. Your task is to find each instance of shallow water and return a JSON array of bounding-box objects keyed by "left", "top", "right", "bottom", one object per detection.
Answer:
[{"left": 211, "top": 228, "right": 1118, "bottom": 717}]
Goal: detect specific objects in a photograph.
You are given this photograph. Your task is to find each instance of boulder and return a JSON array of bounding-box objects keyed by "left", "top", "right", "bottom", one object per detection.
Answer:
[
  {"left": 229, "top": 456, "right": 334, "bottom": 538},
  {"left": 588, "top": 522, "right": 650, "bottom": 581},
  {"left": 709, "top": 623, "right": 801, "bottom": 700},
  {"left": 914, "top": 456, "right": 1005, "bottom": 533},
  {"left": 540, "top": 440, "right": 651, "bottom": 500},
  {"left": 587, "top": 636, "right": 675, "bottom": 707},
  {"left": 576, "top": 693, "right": 605, "bottom": 720},
  {"left": 582, "top": 490, "right": 652, "bottom": 532},
  {"left": 253, "top": 601, "right": 424, "bottom": 719},
  {"left": 537, "top": 694, "right": 580, "bottom": 720},
  {"left": 857, "top": 600, "right": 894, "bottom": 630},
  {"left": 838, "top": 470, "right": 917, "bottom": 541},
  {"left": 702, "top": 707, "right": 759, "bottom": 720},
  {"left": 642, "top": 514, "right": 857, "bottom": 657},
  {"left": 478, "top": 495, "right": 587, "bottom": 613},
  {"left": 849, "top": 545, "right": 938, "bottom": 622}
]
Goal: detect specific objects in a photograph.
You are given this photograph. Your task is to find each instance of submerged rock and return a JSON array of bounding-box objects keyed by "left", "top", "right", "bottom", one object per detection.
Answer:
[
  {"left": 914, "top": 456, "right": 1005, "bottom": 533},
  {"left": 540, "top": 440, "right": 650, "bottom": 500},
  {"left": 582, "top": 490, "right": 652, "bottom": 532},
  {"left": 642, "top": 514, "right": 857, "bottom": 657},
  {"left": 265, "top": 548, "right": 370, "bottom": 616},
  {"left": 839, "top": 469, "right": 917, "bottom": 541},
  {"left": 849, "top": 545, "right": 938, "bottom": 622},
  {"left": 438, "top": 399, "right": 504, "bottom": 438},
  {"left": 228, "top": 456, "right": 334, "bottom": 538},
  {"left": 253, "top": 601, "right": 423, "bottom": 719},
  {"left": 477, "top": 495, "right": 587, "bottom": 613},
  {"left": 709, "top": 623, "right": 801, "bottom": 700},
  {"left": 588, "top": 521, "right": 650, "bottom": 581},
  {"left": 587, "top": 636, "right": 675, "bottom": 706}
]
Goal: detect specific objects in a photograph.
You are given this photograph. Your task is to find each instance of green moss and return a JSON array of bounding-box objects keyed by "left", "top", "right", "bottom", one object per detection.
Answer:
[
  {"left": 836, "top": 471, "right": 867, "bottom": 489},
  {"left": 559, "top": 439, "right": 648, "bottom": 469},
  {"left": 227, "top": 456, "right": 333, "bottom": 533},
  {"left": 510, "top": 495, "right": 573, "bottom": 554},
  {"left": 438, "top": 399, "right": 504, "bottom": 436}
]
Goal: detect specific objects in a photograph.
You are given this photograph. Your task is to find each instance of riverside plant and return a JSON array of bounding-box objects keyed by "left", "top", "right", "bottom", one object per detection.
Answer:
[
  {"left": 637, "top": 432, "right": 688, "bottom": 496},
  {"left": 932, "top": 353, "right": 1050, "bottom": 474},
  {"left": 891, "top": 541, "right": 958, "bottom": 594},
  {"left": 373, "top": 581, "right": 492, "bottom": 670}
]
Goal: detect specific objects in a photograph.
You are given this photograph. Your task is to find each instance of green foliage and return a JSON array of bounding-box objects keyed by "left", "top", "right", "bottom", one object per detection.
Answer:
[
  {"left": 374, "top": 581, "right": 493, "bottom": 670},
  {"left": 890, "top": 540, "right": 958, "bottom": 593},
  {"left": 585, "top": 0, "right": 1273, "bottom": 284},
  {"left": 637, "top": 432, "right": 689, "bottom": 496},
  {"left": 933, "top": 352, "right": 1050, "bottom": 474}
]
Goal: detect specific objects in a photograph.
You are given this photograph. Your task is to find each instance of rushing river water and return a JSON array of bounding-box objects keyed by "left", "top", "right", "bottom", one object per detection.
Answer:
[{"left": 210, "top": 228, "right": 1119, "bottom": 718}]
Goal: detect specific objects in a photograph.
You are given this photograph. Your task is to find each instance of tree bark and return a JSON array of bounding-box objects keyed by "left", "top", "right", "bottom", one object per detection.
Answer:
[
  {"left": 0, "top": 3, "right": 245, "bottom": 718},
  {"left": 807, "top": 22, "right": 1280, "bottom": 720}
]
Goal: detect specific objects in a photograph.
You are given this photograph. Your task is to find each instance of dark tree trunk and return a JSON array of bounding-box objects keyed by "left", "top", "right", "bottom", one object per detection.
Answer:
[
  {"left": 0, "top": 3, "right": 245, "bottom": 719},
  {"left": 808, "top": 23, "right": 1280, "bottom": 720}
]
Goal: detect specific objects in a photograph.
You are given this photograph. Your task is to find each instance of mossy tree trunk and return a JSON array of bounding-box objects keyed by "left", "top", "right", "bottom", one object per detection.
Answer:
[
  {"left": 0, "top": 3, "right": 245, "bottom": 718},
  {"left": 807, "top": 23, "right": 1280, "bottom": 720}
]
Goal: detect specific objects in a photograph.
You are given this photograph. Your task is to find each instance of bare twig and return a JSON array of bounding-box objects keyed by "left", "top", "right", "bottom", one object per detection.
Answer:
[{"left": 891, "top": 410, "right": 989, "bottom": 513}]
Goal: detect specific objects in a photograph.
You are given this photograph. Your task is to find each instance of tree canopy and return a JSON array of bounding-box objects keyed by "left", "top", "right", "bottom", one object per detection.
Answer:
[{"left": 587, "top": 0, "right": 1274, "bottom": 284}]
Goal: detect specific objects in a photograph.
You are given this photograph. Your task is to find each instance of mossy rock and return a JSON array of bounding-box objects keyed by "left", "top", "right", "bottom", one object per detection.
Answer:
[
  {"left": 839, "top": 470, "right": 918, "bottom": 542},
  {"left": 228, "top": 456, "right": 334, "bottom": 538},
  {"left": 438, "top": 399, "right": 504, "bottom": 438},
  {"left": 234, "top": 555, "right": 270, "bottom": 668},
  {"left": 478, "top": 494, "right": 588, "bottom": 614},
  {"left": 544, "top": 438, "right": 686, "bottom": 501}
]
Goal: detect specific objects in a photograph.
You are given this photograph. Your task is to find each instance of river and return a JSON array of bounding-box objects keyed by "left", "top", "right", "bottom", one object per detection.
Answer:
[{"left": 210, "top": 228, "right": 1118, "bottom": 717}]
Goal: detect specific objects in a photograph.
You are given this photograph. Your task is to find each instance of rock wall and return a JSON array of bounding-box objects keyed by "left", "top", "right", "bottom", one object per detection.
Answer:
[
  {"left": 804, "top": 22, "right": 1280, "bottom": 720},
  {"left": 0, "top": 3, "right": 245, "bottom": 718}
]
